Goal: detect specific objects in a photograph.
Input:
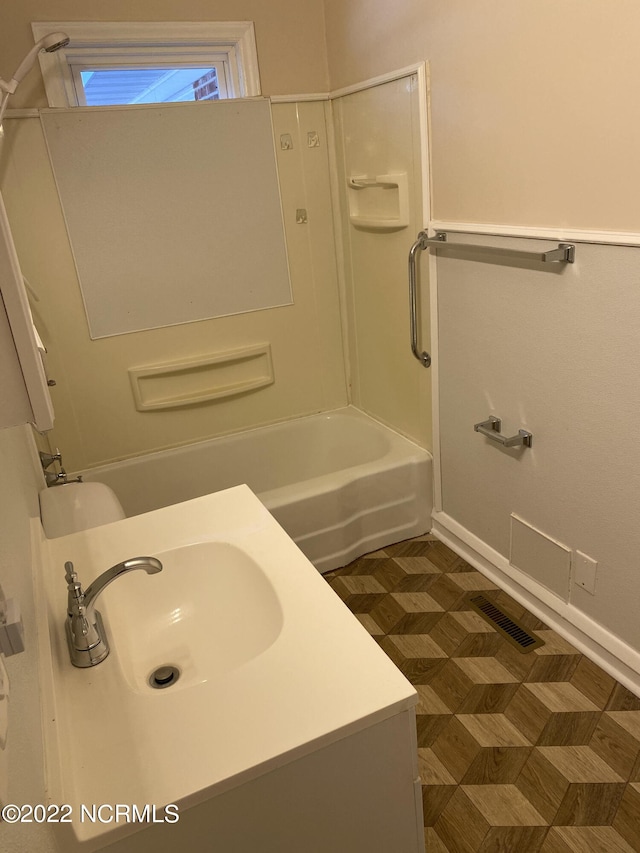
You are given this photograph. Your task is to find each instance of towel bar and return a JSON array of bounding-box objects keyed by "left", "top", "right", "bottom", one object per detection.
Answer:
[
  {"left": 423, "top": 231, "right": 575, "bottom": 264},
  {"left": 474, "top": 416, "right": 533, "bottom": 448}
]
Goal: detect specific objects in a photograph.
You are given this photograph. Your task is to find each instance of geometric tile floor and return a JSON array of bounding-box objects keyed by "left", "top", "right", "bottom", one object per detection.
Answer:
[{"left": 324, "top": 535, "right": 640, "bottom": 852}]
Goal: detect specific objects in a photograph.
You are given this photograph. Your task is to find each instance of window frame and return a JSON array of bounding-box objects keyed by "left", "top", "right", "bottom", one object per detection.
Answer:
[{"left": 32, "top": 21, "right": 261, "bottom": 107}]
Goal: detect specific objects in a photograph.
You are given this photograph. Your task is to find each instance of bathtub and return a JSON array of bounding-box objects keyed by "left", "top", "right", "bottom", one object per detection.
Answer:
[{"left": 77, "top": 407, "right": 433, "bottom": 572}]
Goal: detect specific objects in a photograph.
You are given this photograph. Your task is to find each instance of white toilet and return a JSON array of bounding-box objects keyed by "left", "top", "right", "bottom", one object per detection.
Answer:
[{"left": 39, "top": 482, "right": 126, "bottom": 538}]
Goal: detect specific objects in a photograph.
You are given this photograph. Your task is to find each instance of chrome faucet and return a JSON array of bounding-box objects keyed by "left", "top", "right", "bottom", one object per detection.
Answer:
[
  {"left": 64, "top": 557, "right": 162, "bottom": 668},
  {"left": 40, "top": 449, "right": 83, "bottom": 486}
]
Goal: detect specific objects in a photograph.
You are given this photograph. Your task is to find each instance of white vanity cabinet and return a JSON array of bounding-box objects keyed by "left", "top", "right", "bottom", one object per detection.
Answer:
[
  {"left": 0, "top": 192, "right": 53, "bottom": 432},
  {"left": 97, "top": 708, "right": 424, "bottom": 853},
  {"left": 37, "top": 486, "right": 425, "bottom": 853}
]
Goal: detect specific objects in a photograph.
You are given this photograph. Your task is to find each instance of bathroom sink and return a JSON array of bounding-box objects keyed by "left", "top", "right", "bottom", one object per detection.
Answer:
[
  {"left": 104, "top": 541, "right": 283, "bottom": 692},
  {"left": 36, "top": 485, "right": 418, "bottom": 851}
]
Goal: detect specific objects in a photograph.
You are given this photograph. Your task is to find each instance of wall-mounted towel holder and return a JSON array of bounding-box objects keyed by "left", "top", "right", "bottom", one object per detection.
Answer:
[
  {"left": 421, "top": 231, "right": 575, "bottom": 264},
  {"left": 347, "top": 173, "right": 409, "bottom": 231},
  {"left": 474, "top": 416, "right": 533, "bottom": 448}
]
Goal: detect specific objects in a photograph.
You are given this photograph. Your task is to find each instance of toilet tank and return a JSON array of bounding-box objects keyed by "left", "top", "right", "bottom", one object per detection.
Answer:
[{"left": 39, "top": 482, "right": 126, "bottom": 539}]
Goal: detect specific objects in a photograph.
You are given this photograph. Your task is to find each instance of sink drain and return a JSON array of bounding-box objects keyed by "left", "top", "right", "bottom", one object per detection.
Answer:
[{"left": 149, "top": 665, "right": 180, "bottom": 689}]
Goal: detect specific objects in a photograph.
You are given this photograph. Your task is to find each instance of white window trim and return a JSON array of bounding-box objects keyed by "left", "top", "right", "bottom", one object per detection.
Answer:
[{"left": 32, "top": 21, "right": 261, "bottom": 107}]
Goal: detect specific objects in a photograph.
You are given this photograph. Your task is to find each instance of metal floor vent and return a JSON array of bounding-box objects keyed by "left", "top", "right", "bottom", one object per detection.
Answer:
[{"left": 468, "top": 594, "right": 544, "bottom": 654}]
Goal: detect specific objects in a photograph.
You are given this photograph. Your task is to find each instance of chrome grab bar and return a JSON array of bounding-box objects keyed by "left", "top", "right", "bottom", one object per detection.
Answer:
[
  {"left": 474, "top": 416, "right": 533, "bottom": 448},
  {"left": 423, "top": 231, "right": 575, "bottom": 264},
  {"left": 408, "top": 231, "right": 431, "bottom": 368}
]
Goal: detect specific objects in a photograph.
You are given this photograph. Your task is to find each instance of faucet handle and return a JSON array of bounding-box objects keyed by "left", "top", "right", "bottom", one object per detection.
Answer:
[
  {"left": 64, "top": 562, "right": 87, "bottom": 626},
  {"left": 64, "top": 561, "right": 78, "bottom": 584},
  {"left": 70, "top": 599, "right": 90, "bottom": 640},
  {"left": 39, "top": 448, "right": 62, "bottom": 470},
  {"left": 75, "top": 606, "right": 90, "bottom": 638}
]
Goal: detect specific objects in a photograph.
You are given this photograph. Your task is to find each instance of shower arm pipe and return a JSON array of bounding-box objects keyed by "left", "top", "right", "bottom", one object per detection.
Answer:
[{"left": 407, "top": 231, "right": 431, "bottom": 368}]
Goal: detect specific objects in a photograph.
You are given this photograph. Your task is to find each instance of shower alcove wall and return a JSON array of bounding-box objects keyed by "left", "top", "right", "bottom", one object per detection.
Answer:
[{"left": 1, "top": 66, "right": 433, "bottom": 565}]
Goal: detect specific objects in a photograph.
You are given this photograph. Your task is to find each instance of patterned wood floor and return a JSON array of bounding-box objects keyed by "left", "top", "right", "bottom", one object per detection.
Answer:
[{"left": 324, "top": 535, "right": 640, "bottom": 853}]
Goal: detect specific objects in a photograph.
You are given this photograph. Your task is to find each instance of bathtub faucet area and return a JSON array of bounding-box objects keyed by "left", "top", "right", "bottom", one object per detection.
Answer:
[
  {"left": 40, "top": 448, "right": 83, "bottom": 486},
  {"left": 64, "top": 556, "right": 163, "bottom": 668}
]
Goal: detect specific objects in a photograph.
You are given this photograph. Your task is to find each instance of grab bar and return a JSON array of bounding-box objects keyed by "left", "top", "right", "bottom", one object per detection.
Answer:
[
  {"left": 408, "top": 232, "right": 431, "bottom": 368},
  {"left": 474, "top": 416, "right": 533, "bottom": 448},
  {"left": 423, "top": 231, "right": 575, "bottom": 264}
]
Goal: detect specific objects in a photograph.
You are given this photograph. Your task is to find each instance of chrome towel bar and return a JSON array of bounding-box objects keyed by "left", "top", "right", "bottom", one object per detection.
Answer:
[
  {"left": 474, "top": 416, "right": 533, "bottom": 448},
  {"left": 407, "top": 232, "right": 431, "bottom": 367},
  {"left": 422, "top": 231, "right": 575, "bottom": 264}
]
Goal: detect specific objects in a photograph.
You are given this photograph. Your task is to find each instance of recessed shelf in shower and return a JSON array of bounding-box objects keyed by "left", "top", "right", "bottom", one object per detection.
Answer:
[
  {"left": 347, "top": 173, "right": 409, "bottom": 231},
  {"left": 128, "top": 343, "right": 274, "bottom": 411}
]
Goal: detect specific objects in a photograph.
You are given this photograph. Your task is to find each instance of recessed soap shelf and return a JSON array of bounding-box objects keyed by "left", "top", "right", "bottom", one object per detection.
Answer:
[
  {"left": 128, "top": 343, "right": 274, "bottom": 412},
  {"left": 347, "top": 172, "right": 409, "bottom": 231}
]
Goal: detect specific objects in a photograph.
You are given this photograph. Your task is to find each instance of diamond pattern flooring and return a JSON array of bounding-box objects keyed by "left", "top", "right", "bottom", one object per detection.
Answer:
[{"left": 324, "top": 535, "right": 640, "bottom": 852}]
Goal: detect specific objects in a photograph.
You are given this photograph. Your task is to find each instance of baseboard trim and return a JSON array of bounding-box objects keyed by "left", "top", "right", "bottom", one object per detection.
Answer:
[{"left": 432, "top": 510, "right": 640, "bottom": 699}]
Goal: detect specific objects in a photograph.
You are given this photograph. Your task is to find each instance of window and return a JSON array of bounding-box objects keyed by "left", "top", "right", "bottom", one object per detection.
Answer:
[
  {"left": 76, "top": 65, "right": 227, "bottom": 107},
  {"left": 32, "top": 22, "right": 261, "bottom": 108}
]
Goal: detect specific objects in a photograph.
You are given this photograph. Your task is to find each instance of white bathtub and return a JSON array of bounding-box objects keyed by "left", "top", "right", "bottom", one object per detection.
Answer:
[{"left": 77, "top": 407, "right": 433, "bottom": 572}]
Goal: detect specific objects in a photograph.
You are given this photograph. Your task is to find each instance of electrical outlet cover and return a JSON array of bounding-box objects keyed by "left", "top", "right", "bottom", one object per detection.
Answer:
[{"left": 574, "top": 550, "right": 597, "bottom": 595}]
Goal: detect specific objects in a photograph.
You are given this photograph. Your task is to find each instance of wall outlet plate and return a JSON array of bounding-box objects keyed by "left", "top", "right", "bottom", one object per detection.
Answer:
[
  {"left": 509, "top": 514, "right": 572, "bottom": 601},
  {"left": 574, "top": 550, "right": 598, "bottom": 595}
]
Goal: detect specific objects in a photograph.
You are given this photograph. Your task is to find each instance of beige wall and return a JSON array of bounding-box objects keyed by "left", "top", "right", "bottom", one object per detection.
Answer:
[
  {"left": 324, "top": 0, "right": 640, "bottom": 233},
  {"left": 2, "top": 0, "right": 329, "bottom": 105}
]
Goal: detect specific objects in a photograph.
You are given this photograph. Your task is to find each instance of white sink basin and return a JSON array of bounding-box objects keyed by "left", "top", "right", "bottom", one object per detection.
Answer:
[
  {"left": 105, "top": 541, "right": 283, "bottom": 693},
  {"left": 36, "top": 485, "right": 418, "bottom": 851}
]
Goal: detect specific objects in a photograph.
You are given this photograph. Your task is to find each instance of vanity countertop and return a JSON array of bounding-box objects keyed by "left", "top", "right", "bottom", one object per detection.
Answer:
[{"left": 35, "top": 485, "right": 417, "bottom": 849}]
